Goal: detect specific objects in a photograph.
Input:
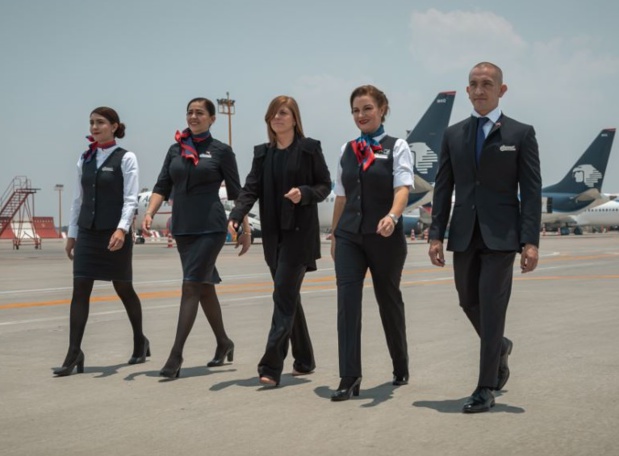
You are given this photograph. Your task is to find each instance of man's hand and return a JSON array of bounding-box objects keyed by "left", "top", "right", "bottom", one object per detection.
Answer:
[
  {"left": 520, "top": 243, "right": 539, "bottom": 273},
  {"left": 428, "top": 239, "right": 446, "bottom": 267}
]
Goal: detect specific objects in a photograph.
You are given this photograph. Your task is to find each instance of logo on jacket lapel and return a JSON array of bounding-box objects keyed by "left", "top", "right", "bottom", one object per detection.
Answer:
[
  {"left": 199, "top": 151, "right": 212, "bottom": 158},
  {"left": 499, "top": 145, "right": 517, "bottom": 152},
  {"left": 572, "top": 164, "right": 602, "bottom": 188},
  {"left": 374, "top": 148, "right": 391, "bottom": 159}
]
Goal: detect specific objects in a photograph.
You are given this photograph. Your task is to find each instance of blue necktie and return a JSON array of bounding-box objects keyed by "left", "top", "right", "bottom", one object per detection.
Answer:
[{"left": 475, "top": 117, "right": 489, "bottom": 166}]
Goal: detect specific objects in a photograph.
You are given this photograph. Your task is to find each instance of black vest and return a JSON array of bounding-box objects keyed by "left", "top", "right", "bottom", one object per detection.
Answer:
[
  {"left": 337, "top": 136, "right": 402, "bottom": 234},
  {"left": 78, "top": 148, "right": 127, "bottom": 230}
]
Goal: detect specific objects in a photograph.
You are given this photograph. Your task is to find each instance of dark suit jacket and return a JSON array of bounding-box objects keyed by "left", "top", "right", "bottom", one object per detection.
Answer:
[
  {"left": 429, "top": 114, "right": 542, "bottom": 252},
  {"left": 229, "top": 137, "right": 332, "bottom": 270}
]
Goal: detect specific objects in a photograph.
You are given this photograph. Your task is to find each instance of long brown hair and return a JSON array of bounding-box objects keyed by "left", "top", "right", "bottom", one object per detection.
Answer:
[{"left": 264, "top": 96, "right": 305, "bottom": 146}]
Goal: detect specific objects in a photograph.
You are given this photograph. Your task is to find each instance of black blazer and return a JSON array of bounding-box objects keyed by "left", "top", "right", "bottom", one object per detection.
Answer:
[
  {"left": 152, "top": 139, "right": 241, "bottom": 235},
  {"left": 229, "top": 137, "right": 332, "bottom": 270},
  {"left": 430, "top": 114, "right": 542, "bottom": 252}
]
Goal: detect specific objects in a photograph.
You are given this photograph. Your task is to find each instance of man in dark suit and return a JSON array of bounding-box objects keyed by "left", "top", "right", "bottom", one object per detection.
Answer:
[{"left": 428, "top": 62, "right": 541, "bottom": 413}]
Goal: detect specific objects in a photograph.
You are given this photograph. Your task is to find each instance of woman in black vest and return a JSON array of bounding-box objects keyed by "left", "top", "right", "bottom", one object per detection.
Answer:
[
  {"left": 228, "top": 96, "right": 331, "bottom": 386},
  {"left": 330, "top": 85, "right": 414, "bottom": 400},
  {"left": 143, "top": 97, "right": 250, "bottom": 379},
  {"left": 54, "top": 107, "right": 148, "bottom": 376}
]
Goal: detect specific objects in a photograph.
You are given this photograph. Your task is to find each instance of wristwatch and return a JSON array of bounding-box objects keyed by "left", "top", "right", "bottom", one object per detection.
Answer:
[{"left": 388, "top": 213, "right": 399, "bottom": 224}]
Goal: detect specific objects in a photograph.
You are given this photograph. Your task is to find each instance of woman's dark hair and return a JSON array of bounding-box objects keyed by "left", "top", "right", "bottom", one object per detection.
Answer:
[
  {"left": 186, "top": 97, "right": 216, "bottom": 116},
  {"left": 349, "top": 85, "right": 390, "bottom": 122},
  {"left": 90, "top": 106, "right": 126, "bottom": 138}
]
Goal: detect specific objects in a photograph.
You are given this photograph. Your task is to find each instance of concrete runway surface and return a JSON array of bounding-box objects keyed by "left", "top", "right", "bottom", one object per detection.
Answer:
[{"left": 1, "top": 233, "right": 618, "bottom": 456}]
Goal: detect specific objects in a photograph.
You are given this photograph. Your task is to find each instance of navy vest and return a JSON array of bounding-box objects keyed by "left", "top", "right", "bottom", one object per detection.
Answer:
[
  {"left": 337, "top": 135, "right": 401, "bottom": 234},
  {"left": 78, "top": 147, "right": 127, "bottom": 230}
]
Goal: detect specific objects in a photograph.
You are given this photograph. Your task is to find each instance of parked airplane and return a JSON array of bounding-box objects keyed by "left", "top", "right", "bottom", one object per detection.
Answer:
[
  {"left": 316, "top": 91, "right": 456, "bottom": 230},
  {"left": 133, "top": 186, "right": 261, "bottom": 243},
  {"left": 575, "top": 199, "right": 619, "bottom": 227},
  {"left": 542, "top": 128, "right": 616, "bottom": 224},
  {"left": 406, "top": 91, "right": 456, "bottom": 209}
]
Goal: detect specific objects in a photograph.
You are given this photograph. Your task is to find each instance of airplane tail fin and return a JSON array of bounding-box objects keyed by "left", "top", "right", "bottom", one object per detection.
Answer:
[
  {"left": 406, "top": 91, "right": 456, "bottom": 186},
  {"left": 543, "top": 128, "right": 615, "bottom": 194}
]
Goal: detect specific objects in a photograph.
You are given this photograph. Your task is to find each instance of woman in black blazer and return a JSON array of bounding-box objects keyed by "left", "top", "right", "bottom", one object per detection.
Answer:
[
  {"left": 229, "top": 95, "right": 331, "bottom": 386},
  {"left": 143, "top": 97, "right": 250, "bottom": 378}
]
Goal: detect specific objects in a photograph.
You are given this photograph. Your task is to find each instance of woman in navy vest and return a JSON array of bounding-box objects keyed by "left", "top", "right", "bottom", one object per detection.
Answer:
[
  {"left": 228, "top": 96, "right": 331, "bottom": 386},
  {"left": 143, "top": 97, "right": 250, "bottom": 379},
  {"left": 54, "top": 107, "right": 148, "bottom": 376},
  {"left": 330, "top": 85, "right": 414, "bottom": 400}
]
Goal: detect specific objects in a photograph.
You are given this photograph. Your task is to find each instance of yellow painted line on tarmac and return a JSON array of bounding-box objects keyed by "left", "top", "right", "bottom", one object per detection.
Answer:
[{"left": 2, "top": 251, "right": 617, "bottom": 309}]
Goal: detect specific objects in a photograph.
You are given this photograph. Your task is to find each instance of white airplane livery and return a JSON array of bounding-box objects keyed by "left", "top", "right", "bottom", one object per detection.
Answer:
[
  {"left": 134, "top": 185, "right": 261, "bottom": 243},
  {"left": 575, "top": 199, "right": 619, "bottom": 227}
]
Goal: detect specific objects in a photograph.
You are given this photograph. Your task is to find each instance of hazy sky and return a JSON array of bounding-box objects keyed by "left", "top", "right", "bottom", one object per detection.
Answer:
[{"left": 2, "top": 0, "right": 618, "bottom": 221}]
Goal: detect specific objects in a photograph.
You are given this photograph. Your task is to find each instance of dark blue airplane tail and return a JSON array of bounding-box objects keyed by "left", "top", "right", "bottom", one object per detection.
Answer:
[
  {"left": 543, "top": 128, "right": 615, "bottom": 194},
  {"left": 406, "top": 91, "right": 456, "bottom": 186}
]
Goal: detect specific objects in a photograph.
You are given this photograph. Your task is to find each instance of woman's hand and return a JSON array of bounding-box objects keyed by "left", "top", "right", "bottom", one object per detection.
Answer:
[
  {"left": 142, "top": 214, "right": 153, "bottom": 234},
  {"left": 284, "top": 187, "right": 302, "bottom": 204},
  {"left": 228, "top": 220, "right": 251, "bottom": 256},
  {"left": 65, "top": 238, "right": 76, "bottom": 260},
  {"left": 236, "top": 232, "right": 252, "bottom": 256},
  {"left": 227, "top": 220, "right": 238, "bottom": 238},
  {"left": 108, "top": 229, "right": 126, "bottom": 251},
  {"left": 376, "top": 215, "right": 396, "bottom": 237}
]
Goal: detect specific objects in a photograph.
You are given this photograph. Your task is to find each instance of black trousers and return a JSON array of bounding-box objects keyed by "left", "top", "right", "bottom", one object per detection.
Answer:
[
  {"left": 453, "top": 223, "right": 516, "bottom": 388},
  {"left": 257, "top": 259, "right": 315, "bottom": 382},
  {"left": 334, "top": 229, "right": 408, "bottom": 378}
]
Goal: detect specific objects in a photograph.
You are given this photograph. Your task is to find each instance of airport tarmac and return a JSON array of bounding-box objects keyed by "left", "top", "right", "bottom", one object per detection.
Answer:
[{"left": 1, "top": 233, "right": 618, "bottom": 456}]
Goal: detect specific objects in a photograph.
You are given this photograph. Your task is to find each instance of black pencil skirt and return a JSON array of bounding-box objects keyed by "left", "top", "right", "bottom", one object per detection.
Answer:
[
  {"left": 175, "top": 233, "right": 226, "bottom": 283},
  {"left": 73, "top": 228, "right": 133, "bottom": 281}
]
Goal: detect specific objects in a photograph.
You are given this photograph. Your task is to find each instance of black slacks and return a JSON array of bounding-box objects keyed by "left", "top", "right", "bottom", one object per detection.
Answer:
[
  {"left": 453, "top": 223, "right": 516, "bottom": 388},
  {"left": 257, "top": 259, "right": 314, "bottom": 382},
  {"left": 334, "top": 229, "right": 408, "bottom": 378}
]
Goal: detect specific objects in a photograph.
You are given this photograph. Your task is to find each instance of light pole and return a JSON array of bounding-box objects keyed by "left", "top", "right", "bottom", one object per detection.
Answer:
[
  {"left": 217, "top": 92, "right": 236, "bottom": 146},
  {"left": 54, "top": 184, "right": 63, "bottom": 238}
]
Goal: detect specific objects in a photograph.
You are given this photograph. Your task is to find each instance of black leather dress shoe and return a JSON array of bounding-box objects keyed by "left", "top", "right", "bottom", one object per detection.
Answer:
[
  {"left": 462, "top": 387, "right": 495, "bottom": 413},
  {"left": 495, "top": 338, "right": 513, "bottom": 391},
  {"left": 392, "top": 375, "right": 409, "bottom": 386}
]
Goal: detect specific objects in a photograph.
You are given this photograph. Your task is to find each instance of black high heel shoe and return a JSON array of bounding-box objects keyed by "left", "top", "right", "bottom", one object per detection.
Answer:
[
  {"left": 53, "top": 350, "right": 85, "bottom": 377},
  {"left": 392, "top": 374, "right": 409, "bottom": 386},
  {"left": 207, "top": 340, "right": 234, "bottom": 367},
  {"left": 128, "top": 337, "right": 151, "bottom": 365},
  {"left": 159, "top": 356, "right": 183, "bottom": 379},
  {"left": 331, "top": 377, "right": 361, "bottom": 401}
]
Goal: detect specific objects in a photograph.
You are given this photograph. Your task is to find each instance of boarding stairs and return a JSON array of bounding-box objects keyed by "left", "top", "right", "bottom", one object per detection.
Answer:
[{"left": 0, "top": 176, "right": 41, "bottom": 248}]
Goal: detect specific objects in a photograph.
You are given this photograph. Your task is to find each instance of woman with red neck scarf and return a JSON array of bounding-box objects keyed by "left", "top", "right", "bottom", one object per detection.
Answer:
[
  {"left": 54, "top": 107, "right": 148, "bottom": 376},
  {"left": 330, "top": 85, "right": 414, "bottom": 400},
  {"left": 143, "top": 97, "right": 250, "bottom": 379}
]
